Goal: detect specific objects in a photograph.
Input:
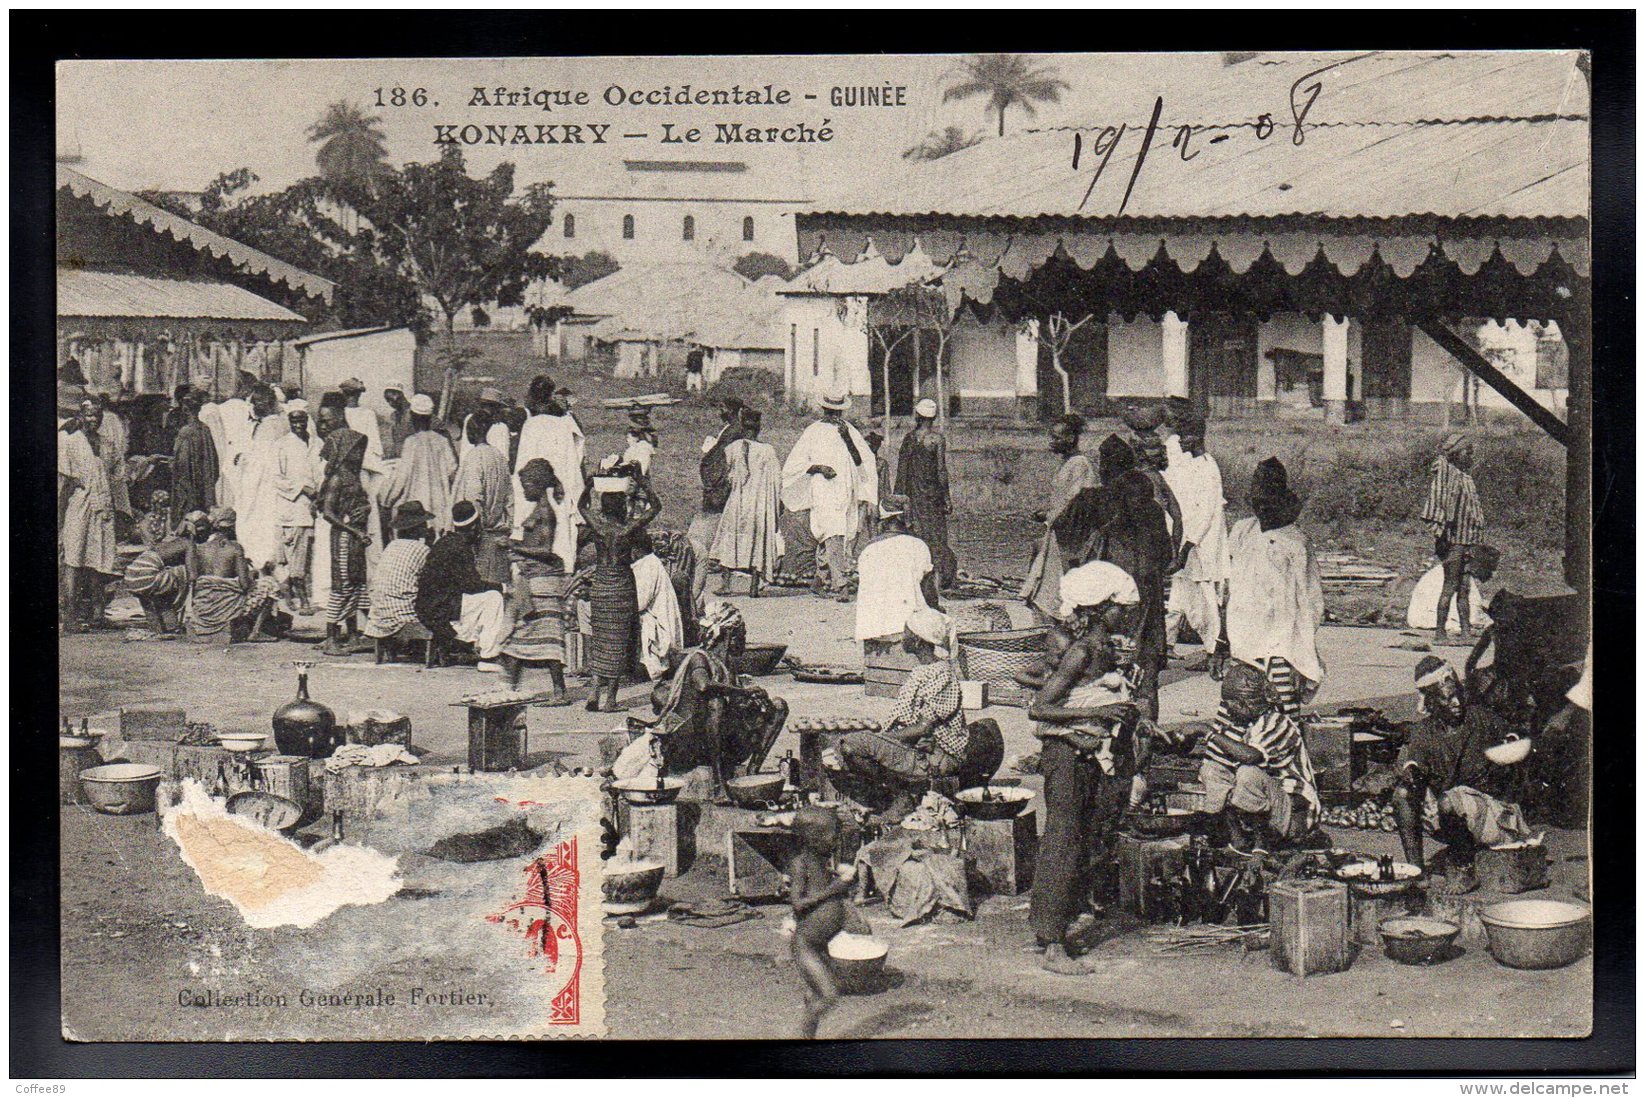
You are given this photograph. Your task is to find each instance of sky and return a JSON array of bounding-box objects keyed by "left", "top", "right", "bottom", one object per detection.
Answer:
[{"left": 54, "top": 53, "right": 1230, "bottom": 200}]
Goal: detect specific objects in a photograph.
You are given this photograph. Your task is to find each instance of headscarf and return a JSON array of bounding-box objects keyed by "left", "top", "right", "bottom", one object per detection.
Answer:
[
  {"left": 1121, "top": 403, "right": 1165, "bottom": 432},
  {"left": 698, "top": 597, "right": 745, "bottom": 651},
  {"left": 208, "top": 506, "right": 237, "bottom": 531},
  {"left": 1440, "top": 432, "right": 1470, "bottom": 457},
  {"left": 1056, "top": 560, "right": 1140, "bottom": 620},
  {"left": 905, "top": 606, "right": 954, "bottom": 658},
  {"left": 1414, "top": 655, "right": 1460, "bottom": 715}
]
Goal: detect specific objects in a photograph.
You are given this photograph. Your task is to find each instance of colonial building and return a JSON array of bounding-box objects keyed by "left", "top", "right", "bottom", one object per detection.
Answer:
[{"left": 537, "top": 159, "right": 810, "bottom": 266}]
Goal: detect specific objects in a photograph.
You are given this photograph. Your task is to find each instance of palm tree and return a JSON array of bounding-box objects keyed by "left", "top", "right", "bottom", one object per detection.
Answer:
[
  {"left": 941, "top": 54, "right": 1071, "bottom": 137},
  {"left": 307, "top": 101, "right": 388, "bottom": 190},
  {"left": 902, "top": 125, "right": 985, "bottom": 162}
]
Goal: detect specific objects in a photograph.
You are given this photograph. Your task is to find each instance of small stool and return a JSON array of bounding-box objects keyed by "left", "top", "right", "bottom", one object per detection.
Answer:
[{"left": 374, "top": 622, "right": 441, "bottom": 667}]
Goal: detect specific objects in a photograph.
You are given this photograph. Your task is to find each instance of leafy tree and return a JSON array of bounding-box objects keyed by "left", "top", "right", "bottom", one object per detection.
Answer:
[
  {"left": 307, "top": 101, "right": 389, "bottom": 192},
  {"left": 141, "top": 170, "right": 424, "bottom": 333},
  {"left": 731, "top": 251, "right": 796, "bottom": 282},
  {"left": 557, "top": 250, "right": 621, "bottom": 291},
  {"left": 902, "top": 126, "right": 985, "bottom": 162},
  {"left": 351, "top": 146, "right": 559, "bottom": 414},
  {"left": 942, "top": 54, "right": 1071, "bottom": 137}
]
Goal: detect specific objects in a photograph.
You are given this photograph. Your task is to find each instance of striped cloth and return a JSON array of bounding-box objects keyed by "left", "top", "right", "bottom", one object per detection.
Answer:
[
  {"left": 1203, "top": 706, "right": 1319, "bottom": 822},
  {"left": 123, "top": 550, "right": 186, "bottom": 606},
  {"left": 1420, "top": 456, "right": 1485, "bottom": 546}
]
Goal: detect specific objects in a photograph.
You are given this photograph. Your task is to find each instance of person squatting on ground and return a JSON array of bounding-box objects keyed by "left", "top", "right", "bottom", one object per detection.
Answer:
[
  {"left": 1421, "top": 432, "right": 1487, "bottom": 643},
  {"left": 1199, "top": 660, "right": 1321, "bottom": 856},
  {"left": 362, "top": 501, "right": 434, "bottom": 643},
  {"left": 184, "top": 507, "right": 282, "bottom": 643},
  {"left": 635, "top": 598, "right": 789, "bottom": 803},
  {"left": 1392, "top": 656, "right": 1535, "bottom": 894},
  {"left": 853, "top": 495, "right": 939, "bottom": 655},
  {"left": 122, "top": 510, "right": 207, "bottom": 637},
  {"left": 416, "top": 500, "right": 510, "bottom": 673},
  {"left": 498, "top": 458, "right": 571, "bottom": 703},
  {"left": 1025, "top": 560, "right": 1144, "bottom": 975},
  {"left": 787, "top": 804, "right": 851, "bottom": 1039},
  {"left": 579, "top": 470, "right": 661, "bottom": 713},
  {"left": 836, "top": 608, "right": 986, "bottom": 824}
]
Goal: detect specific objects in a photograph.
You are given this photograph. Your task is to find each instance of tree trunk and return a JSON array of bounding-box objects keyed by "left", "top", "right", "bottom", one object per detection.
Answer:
[
  {"left": 998, "top": 106, "right": 1006, "bottom": 137},
  {"left": 437, "top": 310, "right": 458, "bottom": 421},
  {"left": 935, "top": 330, "right": 948, "bottom": 429}
]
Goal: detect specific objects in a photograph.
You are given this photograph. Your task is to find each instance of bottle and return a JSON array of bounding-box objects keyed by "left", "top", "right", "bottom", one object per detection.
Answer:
[{"left": 272, "top": 663, "right": 338, "bottom": 758}]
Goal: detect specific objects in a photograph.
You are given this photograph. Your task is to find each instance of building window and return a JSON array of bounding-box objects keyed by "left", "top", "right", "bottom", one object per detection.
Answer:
[
  {"left": 622, "top": 214, "right": 635, "bottom": 240},
  {"left": 682, "top": 215, "right": 695, "bottom": 241},
  {"left": 742, "top": 216, "right": 755, "bottom": 242},
  {"left": 563, "top": 213, "right": 575, "bottom": 239}
]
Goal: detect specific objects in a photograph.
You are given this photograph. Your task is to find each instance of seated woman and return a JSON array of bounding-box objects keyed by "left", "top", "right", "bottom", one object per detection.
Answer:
[
  {"left": 629, "top": 599, "right": 788, "bottom": 802},
  {"left": 836, "top": 607, "right": 1001, "bottom": 823},
  {"left": 1200, "top": 661, "right": 1321, "bottom": 855}
]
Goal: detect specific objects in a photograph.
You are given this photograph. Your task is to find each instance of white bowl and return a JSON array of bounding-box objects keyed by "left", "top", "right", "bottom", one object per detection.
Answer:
[
  {"left": 1484, "top": 737, "right": 1533, "bottom": 765},
  {"left": 216, "top": 735, "right": 269, "bottom": 754}
]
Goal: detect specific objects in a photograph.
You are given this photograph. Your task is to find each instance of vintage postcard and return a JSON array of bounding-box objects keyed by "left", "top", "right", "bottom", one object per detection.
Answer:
[{"left": 54, "top": 50, "right": 1592, "bottom": 1043}]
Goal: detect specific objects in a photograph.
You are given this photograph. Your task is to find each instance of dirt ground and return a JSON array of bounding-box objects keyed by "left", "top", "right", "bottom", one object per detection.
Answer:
[{"left": 58, "top": 591, "right": 1591, "bottom": 1041}]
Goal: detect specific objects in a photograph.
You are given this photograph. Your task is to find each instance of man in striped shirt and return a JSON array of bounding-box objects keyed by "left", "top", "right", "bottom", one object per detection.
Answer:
[
  {"left": 1421, "top": 433, "right": 1486, "bottom": 643},
  {"left": 1200, "top": 660, "right": 1320, "bottom": 855}
]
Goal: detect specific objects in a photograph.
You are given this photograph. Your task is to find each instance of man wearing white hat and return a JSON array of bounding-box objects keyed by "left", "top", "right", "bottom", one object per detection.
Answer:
[
  {"left": 896, "top": 397, "right": 957, "bottom": 589},
  {"left": 781, "top": 390, "right": 878, "bottom": 597},
  {"left": 460, "top": 386, "right": 513, "bottom": 460},
  {"left": 380, "top": 393, "right": 457, "bottom": 537},
  {"left": 273, "top": 400, "right": 323, "bottom": 612},
  {"left": 854, "top": 494, "right": 937, "bottom": 646}
]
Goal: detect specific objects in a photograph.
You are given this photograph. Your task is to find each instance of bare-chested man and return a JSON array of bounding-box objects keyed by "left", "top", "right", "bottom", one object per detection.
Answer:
[{"left": 185, "top": 506, "right": 278, "bottom": 642}]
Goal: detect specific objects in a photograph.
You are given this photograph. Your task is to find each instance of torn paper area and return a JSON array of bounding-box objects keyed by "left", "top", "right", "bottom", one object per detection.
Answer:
[{"left": 163, "top": 781, "right": 401, "bottom": 929}]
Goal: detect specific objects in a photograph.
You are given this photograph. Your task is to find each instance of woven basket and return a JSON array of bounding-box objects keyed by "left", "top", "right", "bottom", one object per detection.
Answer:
[{"left": 957, "top": 627, "right": 1049, "bottom": 686}]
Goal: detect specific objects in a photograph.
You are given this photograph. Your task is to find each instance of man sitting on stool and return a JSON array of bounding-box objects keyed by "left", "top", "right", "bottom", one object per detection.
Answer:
[
  {"left": 1199, "top": 660, "right": 1321, "bottom": 856},
  {"left": 416, "top": 500, "right": 510, "bottom": 673},
  {"left": 1392, "top": 656, "right": 1535, "bottom": 893}
]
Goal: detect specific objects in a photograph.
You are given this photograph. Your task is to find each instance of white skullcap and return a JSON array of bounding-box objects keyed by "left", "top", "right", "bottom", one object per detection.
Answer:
[
  {"left": 914, "top": 397, "right": 938, "bottom": 419},
  {"left": 409, "top": 393, "right": 436, "bottom": 415},
  {"left": 1057, "top": 561, "right": 1140, "bottom": 620}
]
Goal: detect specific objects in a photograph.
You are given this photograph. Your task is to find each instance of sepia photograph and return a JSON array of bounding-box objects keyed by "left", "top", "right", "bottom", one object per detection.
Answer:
[{"left": 23, "top": 21, "right": 1623, "bottom": 1072}]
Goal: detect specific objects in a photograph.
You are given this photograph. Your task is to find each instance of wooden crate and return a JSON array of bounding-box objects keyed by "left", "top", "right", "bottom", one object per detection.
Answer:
[
  {"left": 727, "top": 826, "right": 798, "bottom": 900},
  {"left": 250, "top": 755, "right": 319, "bottom": 820},
  {"left": 617, "top": 802, "right": 686, "bottom": 878},
  {"left": 1269, "top": 878, "right": 1352, "bottom": 976},
  {"left": 863, "top": 640, "right": 917, "bottom": 700},
  {"left": 1304, "top": 718, "right": 1354, "bottom": 793},
  {"left": 1115, "top": 832, "right": 1191, "bottom": 919},
  {"left": 962, "top": 809, "right": 1038, "bottom": 895}
]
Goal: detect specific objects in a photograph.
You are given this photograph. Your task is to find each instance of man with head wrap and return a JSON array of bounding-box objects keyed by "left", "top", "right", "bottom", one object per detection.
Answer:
[
  {"left": 1391, "top": 656, "right": 1534, "bottom": 892},
  {"left": 1215, "top": 457, "right": 1324, "bottom": 714},
  {"left": 184, "top": 506, "right": 281, "bottom": 643},
  {"left": 59, "top": 389, "right": 119, "bottom": 631},
  {"left": 1162, "top": 416, "right": 1228, "bottom": 668},
  {"left": 632, "top": 598, "right": 789, "bottom": 803},
  {"left": 1024, "top": 560, "right": 1145, "bottom": 973},
  {"left": 1200, "top": 660, "right": 1320, "bottom": 855},
  {"left": 1421, "top": 432, "right": 1487, "bottom": 643}
]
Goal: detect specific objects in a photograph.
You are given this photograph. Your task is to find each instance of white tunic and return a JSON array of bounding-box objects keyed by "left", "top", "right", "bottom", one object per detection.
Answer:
[
  {"left": 631, "top": 552, "right": 684, "bottom": 679},
  {"left": 511, "top": 412, "right": 585, "bottom": 569},
  {"left": 854, "top": 532, "right": 933, "bottom": 643},
  {"left": 1163, "top": 449, "right": 1229, "bottom": 582},
  {"left": 1224, "top": 517, "right": 1326, "bottom": 687},
  {"left": 458, "top": 415, "right": 512, "bottom": 460},
  {"left": 781, "top": 419, "right": 878, "bottom": 542}
]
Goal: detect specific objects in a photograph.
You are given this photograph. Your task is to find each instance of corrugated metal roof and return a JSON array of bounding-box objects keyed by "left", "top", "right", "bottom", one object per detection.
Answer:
[
  {"left": 58, "top": 268, "right": 307, "bottom": 322},
  {"left": 813, "top": 118, "right": 1588, "bottom": 222},
  {"left": 57, "top": 165, "right": 335, "bottom": 302}
]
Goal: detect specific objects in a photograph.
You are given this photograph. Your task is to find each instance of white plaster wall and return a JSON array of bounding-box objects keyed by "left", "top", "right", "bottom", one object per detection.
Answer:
[
  {"left": 539, "top": 200, "right": 802, "bottom": 265},
  {"left": 297, "top": 328, "right": 417, "bottom": 413},
  {"left": 1106, "top": 316, "right": 1164, "bottom": 397},
  {"left": 949, "top": 317, "right": 1017, "bottom": 397},
  {"left": 782, "top": 294, "right": 871, "bottom": 407}
]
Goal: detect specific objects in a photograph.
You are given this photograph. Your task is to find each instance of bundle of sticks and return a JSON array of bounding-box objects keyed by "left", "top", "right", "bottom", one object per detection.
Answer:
[{"left": 1144, "top": 923, "right": 1270, "bottom": 954}]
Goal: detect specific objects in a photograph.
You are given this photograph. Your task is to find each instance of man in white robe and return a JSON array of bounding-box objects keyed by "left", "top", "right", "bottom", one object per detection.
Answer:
[
  {"left": 854, "top": 497, "right": 936, "bottom": 646},
  {"left": 511, "top": 379, "right": 585, "bottom": 571},
  {"left": 1162, "top": 417, "right": 1229, "bottom": 665},
  {"left": 708, "top": 408, "right": 784, "bottom": 595},
  {"left": 632, "top": 536, "right": 685, "bottom": 679},
  {"left": 781, "top": 391, "right": 877, "bottom": 598},
  {"left": 380, "top": 393, "right": 458, "bottom": 537},
  {"left": 273, "top": 401, "right": 322, "bottom": 612},
  {"left": 233, "top": 387, "right": 289, "bottom": 571},
  {"left": 215, "top": 381, "right": 256, "bottom": 510}
]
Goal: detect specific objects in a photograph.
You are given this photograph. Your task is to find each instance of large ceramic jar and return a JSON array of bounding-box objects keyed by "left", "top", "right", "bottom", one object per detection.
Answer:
[{"left": 272, "top": 664, "right": 338, "bottom": 758}]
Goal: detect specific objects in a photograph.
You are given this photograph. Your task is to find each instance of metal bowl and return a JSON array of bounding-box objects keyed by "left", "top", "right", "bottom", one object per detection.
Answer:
[
  {"left": 828, "top": 932, "right": 889, "bottom": 993},
  {"left": 216, "top": 734, "right": 269, "bottom": 754},
  {"left": 226, "top": 790, "right": 304, "bottom": 832},
  {"left": 1484, "top": 736, "right": 1533, "bottom": 766},
  {"left": 1480, "top": 900, "right": 1591, "bottom": 969},
  {"left": 955, "top": 786, "right": 1035, "bottom": 820},
  {"left": 1378, "top": 916, "right": 1461, "bottom": 965},
  {"left": 79, "top": 763, "right": 164, "bottom": 815},
  {"left": 602, "top": 859, "right": 665, "bottom": 914},
  {"left": 726, "top": 773, "right": 786, "bottom": 808},
  {"left": 611, "top": 776, "right": 685, "bottom": 805}
]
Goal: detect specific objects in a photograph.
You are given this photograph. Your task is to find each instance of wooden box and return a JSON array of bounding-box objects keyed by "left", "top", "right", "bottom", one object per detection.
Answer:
[
  {"left": 251, "top": 755, "right": 318, "bottom": 820},
  {"left": 119, "top": 705, "right": 187, "bottom": 742},
  {"left": 728, "top": 826, "right": 799, "bottom": 900},
  {"left": 1476, "top": 844, "right": 1552, "bottom": 894},
  {"left": 1303, "top": 718, "right": 1354, "bottom": 793},
  {"left": 617, "top": 802, "right": 686, "bottom": 878},
  {"left": 466, "top": 702, "right": 528, "bottom": 772},
  {"left": 1269, "top": 878, "right": 1352, "bottom": 976},
  {"left": 321, "top": 763, "right": 435, "bottom": 821},
  {"left": 1115, "top": 832, "right": 1191, "bottom": 919},
  {"left": 863, "top": 641, "right": 917, "bottom": 700},
  {"left": 345, "top": 711, "right": 412, "bottom": 748},
  {"left": 962, "top": 809, "right": 1038, "bottom": 895}
]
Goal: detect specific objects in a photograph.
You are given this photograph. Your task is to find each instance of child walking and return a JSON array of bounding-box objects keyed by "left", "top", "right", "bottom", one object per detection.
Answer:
[{"left": 788, "top": 806, "right": 850, "bottom": 1038}]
